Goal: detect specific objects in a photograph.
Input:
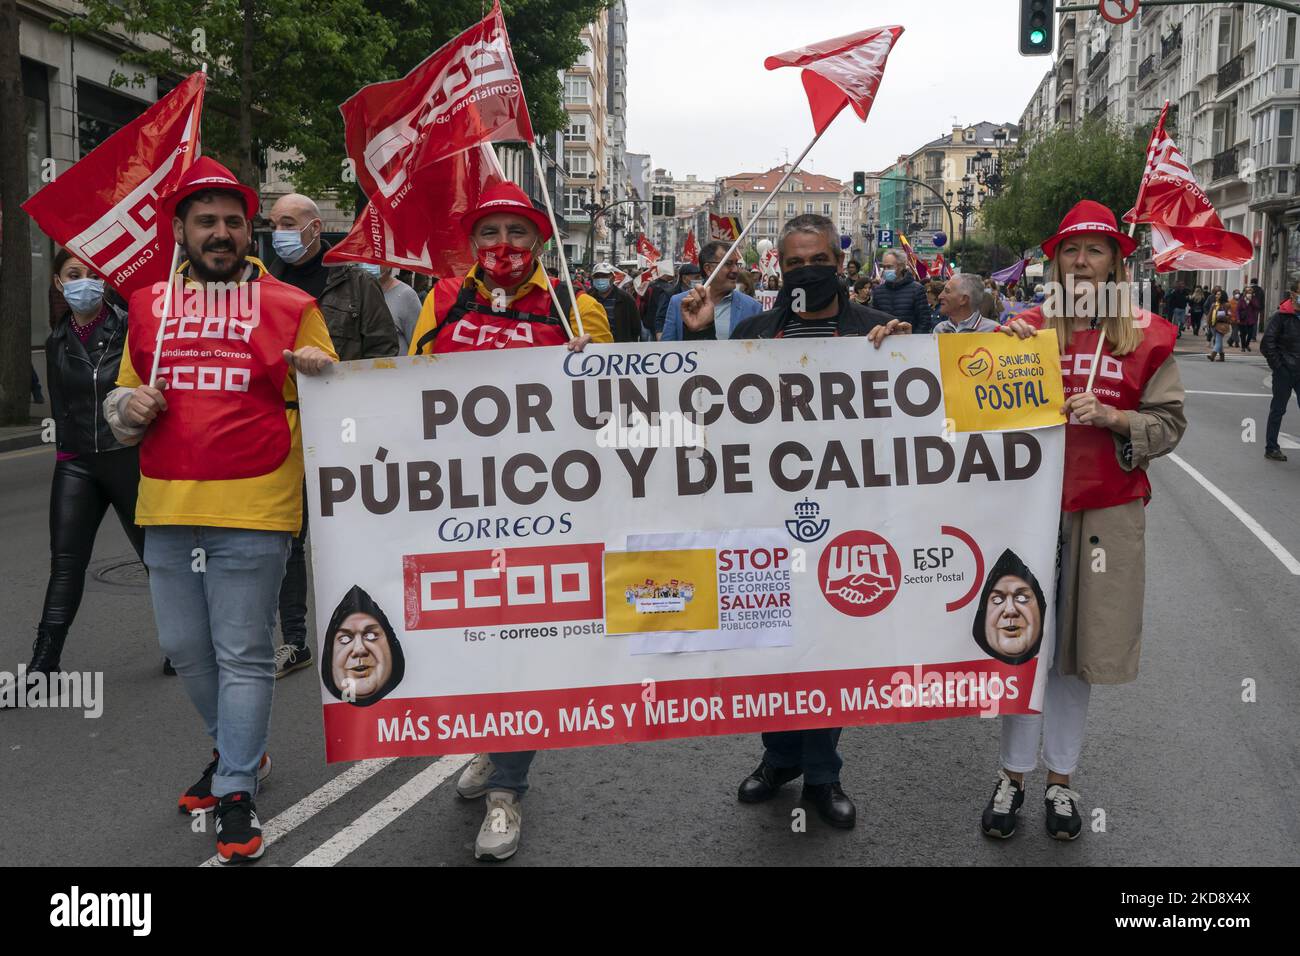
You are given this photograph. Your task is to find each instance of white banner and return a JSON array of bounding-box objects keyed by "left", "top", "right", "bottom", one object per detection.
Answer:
[{"left": 300, "top": 337, "right": 1064, "bottom": 761}]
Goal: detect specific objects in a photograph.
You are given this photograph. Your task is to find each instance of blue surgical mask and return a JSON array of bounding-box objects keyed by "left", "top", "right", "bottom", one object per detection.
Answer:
[
  {"left": 61, "top": 277, "right": 105, "bottom": 315},
  {"left": 359, "top": 263, "right": 382, "bottom": 278},
  {"left": 883, "top": 269, "right": 897, "bottom": 283},
  {"left": 593, "top": 277, "right": 611, "bottom": 292},
  {"left": 272, "top": 223, "right": 315, "bottom": 264}
]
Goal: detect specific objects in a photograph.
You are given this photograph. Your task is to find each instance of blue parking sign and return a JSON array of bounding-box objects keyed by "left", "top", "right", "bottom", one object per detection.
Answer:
[{"left": 878, "top": 229, "right": 893, "bottom": 246}]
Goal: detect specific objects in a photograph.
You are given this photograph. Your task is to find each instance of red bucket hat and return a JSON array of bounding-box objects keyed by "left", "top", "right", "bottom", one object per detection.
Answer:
[
  {"left": 160, "top": 156, "right": 260, "bottom": 224},
  {"left": 1040, "top": 200, "right": 1137, "bottom": 260},
  {"left": 460, "top": 181, "right": 553, "bottom": 242}
]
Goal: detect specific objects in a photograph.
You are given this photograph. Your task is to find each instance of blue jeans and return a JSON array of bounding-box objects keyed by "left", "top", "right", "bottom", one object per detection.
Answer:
[
  {"left": 145, "top": 526, "right": 291, "bottom": 796},
  {"left": 488, "top": 751, "right": 536, "bottom": 796},
  {"left": 761, "top": 728, "right": 844, "bottom": 785},
  {"left": 1212, "top": 331, "right": 1225, "bottom": 355}
]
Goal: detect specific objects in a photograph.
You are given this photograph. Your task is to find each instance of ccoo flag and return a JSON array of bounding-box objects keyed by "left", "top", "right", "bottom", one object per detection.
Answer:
[
  {"left": 22, "top": 71, "right": 206, "bottom": 296},
  {"left": 764, "top": 26, "right": 904, "bottom": 135},
  {"left": 1123, "top": 101, "right": 1252, "bottom": 273}
]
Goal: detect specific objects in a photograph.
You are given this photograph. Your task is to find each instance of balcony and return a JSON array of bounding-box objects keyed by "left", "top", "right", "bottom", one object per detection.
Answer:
[
  {"left": 1088, "top": 44, "right": 1109, "bottom": 76},
  {"left": 1056, "top": 78, "right": 1074, "bottom": 104},
  {"left": 1211, "top": 147, "right": 1238, "bottom": 182},
  {"left": 1217, "top": 52, "right": 1245, "bottom": 94},
  {"left": 1161, "top": 25, "right": 1182, "bottom": 62},
  {"left": 1250, "top": 167, "right": 1297, "bottom": 211},
  {"left": 1089, "top": 96, "right": 1109, "bottom": 119},
  {"left": 1138, "top": 54, "right": 1156, "bottom": 87},
  {"left": 1060, "top": 38, "right": 1076, "bottom": 65}
]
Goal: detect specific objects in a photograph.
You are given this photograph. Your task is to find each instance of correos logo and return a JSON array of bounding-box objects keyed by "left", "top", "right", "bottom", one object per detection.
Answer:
[{"left": 563, "top": 351, "right": 699, "bottom": 378}]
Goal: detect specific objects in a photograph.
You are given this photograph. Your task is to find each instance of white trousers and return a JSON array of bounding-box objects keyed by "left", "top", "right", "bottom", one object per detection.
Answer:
[{"left": 998, "top": 661, "right": 1092, "bottom": 775}]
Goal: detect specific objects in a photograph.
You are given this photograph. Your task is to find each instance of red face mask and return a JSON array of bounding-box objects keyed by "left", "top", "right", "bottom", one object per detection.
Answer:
[{"left": 476, "top": 243, "right": 534, "bottom": 286}]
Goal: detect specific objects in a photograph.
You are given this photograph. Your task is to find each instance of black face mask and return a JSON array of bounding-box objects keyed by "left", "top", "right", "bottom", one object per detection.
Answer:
[{"left": 781, "top": 264, "right": 841, "bottom": 313}]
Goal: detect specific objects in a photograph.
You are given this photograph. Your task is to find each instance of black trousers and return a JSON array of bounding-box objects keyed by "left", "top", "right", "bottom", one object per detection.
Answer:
[
  {"left": 1266, "top": 365, "right": 1300, "bottom": 451},
  {"left": 277, "top": 486, "right": 309, "bottom": 647},
  {"left": 40, "top": 448, "right": 144, "bottom": 632}
]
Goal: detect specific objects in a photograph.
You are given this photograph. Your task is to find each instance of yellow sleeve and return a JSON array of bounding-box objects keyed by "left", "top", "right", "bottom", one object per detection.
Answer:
[
  {"left": 409, "top": 287, "right": 440, "bottom": 355},
  {"left": 116, "top": 343, "right": 142, "bottom": 389},
  {"left": 577, "top": 292, "right": 613, "bottom": 343},
  {"left": 284, "top": 304, "right": 339, "bottom": 401}
]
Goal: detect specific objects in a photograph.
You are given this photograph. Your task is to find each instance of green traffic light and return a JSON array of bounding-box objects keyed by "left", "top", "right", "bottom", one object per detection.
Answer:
[{"left": 1030, "top": 29, "right": 1045, "bottom": 44}]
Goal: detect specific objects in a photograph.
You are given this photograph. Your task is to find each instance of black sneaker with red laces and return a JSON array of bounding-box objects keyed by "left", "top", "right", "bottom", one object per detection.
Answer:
[{"left": 215, "top": 791, "right": 265, "bottom": 864}]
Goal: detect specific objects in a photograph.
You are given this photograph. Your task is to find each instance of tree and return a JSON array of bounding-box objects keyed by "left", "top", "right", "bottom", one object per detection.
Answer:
[
  {"left": 981, "top": 119, "right": 1147, "bottom": 258},
  {"left": 0, "top": 0, "right": 32, "bottom": 425}
]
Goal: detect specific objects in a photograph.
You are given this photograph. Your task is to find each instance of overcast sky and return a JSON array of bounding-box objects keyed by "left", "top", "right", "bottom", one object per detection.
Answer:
[{"left": 624, "top": 0, "right": 1053, "bottom": 182}]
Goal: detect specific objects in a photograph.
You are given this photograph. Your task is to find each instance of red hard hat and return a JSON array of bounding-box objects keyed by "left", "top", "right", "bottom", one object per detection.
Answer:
[
  {"left": 160, "top": 156, "right": 260, "bottom": 224},
  {"left": 460, "top": 181, "right": 553, "bottom": 242},
  {"left": 1041, "top": 200, "right": 1137, "bottom": 260}
]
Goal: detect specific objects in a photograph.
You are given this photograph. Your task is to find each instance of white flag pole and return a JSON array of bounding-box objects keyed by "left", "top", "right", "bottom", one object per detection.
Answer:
[
  {"left": 528, "top": 140, "right": 585, "bottom": 339},
  {"left": 703, "top": 127, "right": 826, "bottom": 290},
  {"left": 1084, "top": 219, "right": 1139, "bottom": 394},
  {"left": 147, "top": 63, "right": 207, "bottom": 387}
]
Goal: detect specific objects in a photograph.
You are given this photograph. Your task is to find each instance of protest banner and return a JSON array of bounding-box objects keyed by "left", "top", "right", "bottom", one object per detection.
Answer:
[{"left": 300, "top": 335, "right": 1065, "bottom": 761}]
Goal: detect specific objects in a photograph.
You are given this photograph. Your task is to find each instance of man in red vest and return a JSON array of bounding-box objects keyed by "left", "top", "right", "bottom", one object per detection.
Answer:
[
  {"left": 103, "top": 157, "right": 337, "bottom": 864},
  {"left": 408, "top": 182, "right": 609, "bottom": 862}
]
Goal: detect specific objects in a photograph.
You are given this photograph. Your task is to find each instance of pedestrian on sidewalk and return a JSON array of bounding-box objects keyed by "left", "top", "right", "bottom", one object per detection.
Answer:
[
  {"left": 689, "top": 213, "right": 910, "bottom": 832},
  {"left": 19, "top": 250, "right": 145, "bottom": 686},
  {"left": 1261, "top": 280, "right": 1300, "bottom": 462},
  {"left": 1166, "top": 281, "right": 1188, "bottom": 337},
  {"left": 1187, "top": 285, "right": 1206, "bottom": 336},
  {"left": 104, "top": 158, "right": 338, "bottom": 864},
  {"left": 1237, "top": 287, "right": 1260, "bottom": 352},
  {"left": 407, "top": 181, "right": 609, "bottom": 862},
  {"left": 1207, "top": 288, "right": 1233, "bottom": 361},
  {"left": 989, "top": 200, "right": 1186, "bottom": 843}
]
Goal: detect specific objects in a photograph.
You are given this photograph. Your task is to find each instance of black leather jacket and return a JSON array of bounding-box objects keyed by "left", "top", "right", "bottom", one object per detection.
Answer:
[{"left": 45, "top": 302, "right": 131, "bottom": 455}]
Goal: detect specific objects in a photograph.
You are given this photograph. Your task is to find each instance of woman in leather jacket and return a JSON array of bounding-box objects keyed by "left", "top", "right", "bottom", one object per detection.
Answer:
[{"left": 29, "top": 249, "right": 145, "bottom": 675}]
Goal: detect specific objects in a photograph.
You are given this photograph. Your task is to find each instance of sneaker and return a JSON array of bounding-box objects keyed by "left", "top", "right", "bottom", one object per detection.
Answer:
[
  {"left": 1044, "top": 783, "right": 1083, "bottom": 840},
  {"left": 980, "top": 770, "right": 1025, "bottom": 839},
  {"left": 215, "top": 792, "right": 265, "bottom": 864},
  {"left": 457, "top": 753, "right": 495, "bottom": 799},
  {"left": 274, "top": 642, "right": 313, "bottom": 679},
  {"left": 1266, "top": 449, "right": 1288, "bottom": 462},
  {"left": 474, "top": 790, "right": 521, "bottom": 862},
  {"left": 178, "top": 750, "right": 271, "bottom": 814}
]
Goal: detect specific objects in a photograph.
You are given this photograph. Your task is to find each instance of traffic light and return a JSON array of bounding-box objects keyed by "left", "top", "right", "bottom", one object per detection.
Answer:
[
  {"left": 853, "top": 171, "right": 866, "bottom": 195},
  {"left": 652, "top": 195, "right": 663, "bottom": 216},
  {"left": 664, "top": 195, "right": 676, "bottom": 216},
  {"left": 1019, "top": 0, "right": 1053, "bottom": 56}
]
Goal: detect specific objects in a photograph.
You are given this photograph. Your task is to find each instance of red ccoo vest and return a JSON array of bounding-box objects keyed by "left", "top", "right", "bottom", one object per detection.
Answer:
[
  {"left": 1019, "top": 305, "right": 1176, "bottom": 512},
  {"left": 416, "top": 270, "right": 572, "bottom": 355},
  {"left": 127, "top": 268, "right": 312, "bottom": 481}
]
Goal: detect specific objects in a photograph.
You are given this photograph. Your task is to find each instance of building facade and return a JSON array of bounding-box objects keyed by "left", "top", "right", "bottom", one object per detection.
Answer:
[
  {"left": 1023, "top": 4, "right": 1300, "bottom": 301},
  {"left": 559, "top": 13, "right": 612, "bottom": 267}
]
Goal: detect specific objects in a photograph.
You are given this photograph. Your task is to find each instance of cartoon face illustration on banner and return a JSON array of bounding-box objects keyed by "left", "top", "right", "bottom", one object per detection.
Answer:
[
  {"left": 321, "top": 585, "right": 406, "bottom": 706},
  {"left": 818, "top": 530, "right": 901, "bottom": 617},
  {"left": 971, "top": 549, "right": 1045, "bottom": 665}
]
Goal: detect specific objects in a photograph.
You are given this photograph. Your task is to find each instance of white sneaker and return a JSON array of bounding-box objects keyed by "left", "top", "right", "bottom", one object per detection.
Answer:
[
  {"left": 474, "top": 790, "right": 521, "bottom": 861},
  {"left": 457, "top": 753, "right": 495, "bottom": 799}
]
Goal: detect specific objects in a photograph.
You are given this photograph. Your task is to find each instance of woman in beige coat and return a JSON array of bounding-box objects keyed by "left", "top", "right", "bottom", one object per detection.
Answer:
[{"left": 980, "top": 200, "right": 1187, "bottom": 841}]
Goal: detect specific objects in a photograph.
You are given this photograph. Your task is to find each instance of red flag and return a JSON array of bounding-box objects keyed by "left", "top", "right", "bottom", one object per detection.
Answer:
[
  {"left": 1124, "top": 102, "right": 1253, "bottom": 273},
  {"left": 635, "top": 234, "right": 661, "bottom": 263},
  {"left": 340, "top": 0, "right": 532, "bottom": 202},
  {"left": 329, "top": 2, "right": 531, "bottom": 276},
  {"left": 22, "top": 71, "right": 206, "bottom": 296},
  {"left": 326, "top": 144, "right": 504, "bottom": 277},
  {"left": 681, "top": 230, "right": 699, "bottom": 265},
  {"left": 764, "top": 26, "right": 904, "bottom": 135},
  {"left": 708, "top": 213, "right": 741, "bottom": 242}
]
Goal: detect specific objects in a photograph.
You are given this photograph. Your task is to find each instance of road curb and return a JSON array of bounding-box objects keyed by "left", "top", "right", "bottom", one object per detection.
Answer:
[{"left": 0, "top": 430, "right": 48, "bottom": 454}]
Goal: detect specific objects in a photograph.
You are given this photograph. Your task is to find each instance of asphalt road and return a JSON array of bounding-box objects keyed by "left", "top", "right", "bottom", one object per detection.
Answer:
[{"left": 2, "top": 342, "right": 1298, "bottom": 867}]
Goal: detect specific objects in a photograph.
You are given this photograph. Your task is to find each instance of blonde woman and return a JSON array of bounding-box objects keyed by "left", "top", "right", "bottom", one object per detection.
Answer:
[{"left": 983, "top": 201, "right": 1187, "bottom": 840}]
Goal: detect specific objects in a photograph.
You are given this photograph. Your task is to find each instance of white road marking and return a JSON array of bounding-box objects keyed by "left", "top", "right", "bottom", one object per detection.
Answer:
[
  {"left": 293, "top": 753, "right": 473, "bottom": 867},
  {"left": 1184, "top": 390, "right": 1271, "bottom": 397},
  {"left": 198, "top": 757, "right": 397, "bottom": 867},
  {"left": 1167, "top": 453, "right": 1300, "bottom": 575},
  {"left": 1280, "top": 432, "right": 1300, "bottom": 450},
  {"left": 0, "top": 444, "right": 54, "bottom": 461}
]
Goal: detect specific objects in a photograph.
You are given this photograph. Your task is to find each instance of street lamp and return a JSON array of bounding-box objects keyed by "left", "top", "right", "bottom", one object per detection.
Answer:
[{"left": 579, "top": 185, "right": 609, "bottom": 268}]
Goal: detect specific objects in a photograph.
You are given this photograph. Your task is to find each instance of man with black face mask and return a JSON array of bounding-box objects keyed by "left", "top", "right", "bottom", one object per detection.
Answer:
[{"left": 681, "top": 215, "right": 906, "bottom": 830}]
